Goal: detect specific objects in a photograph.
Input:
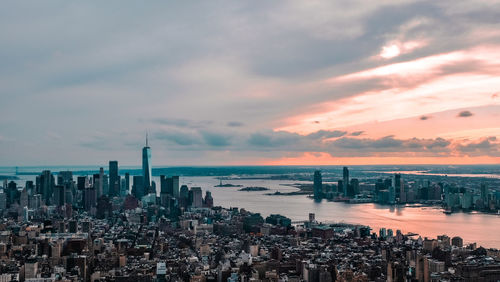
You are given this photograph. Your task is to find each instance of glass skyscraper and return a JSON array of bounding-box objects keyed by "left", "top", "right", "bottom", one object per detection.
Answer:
[{"left": 142, "top": 135, "right": 152, "bottom": 190}]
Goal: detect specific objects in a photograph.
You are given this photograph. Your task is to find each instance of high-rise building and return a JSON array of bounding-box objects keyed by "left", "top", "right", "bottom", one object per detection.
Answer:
[
  {"left": 142, "top": 134, "right": 152, "bottom": 191},
  {"left": 102, "top": 174, "right": 109, "bottom": 196},
  {"left": 0, "top": 192, "right": 6, "bottom": 210},
  {"left": 83, "top": 187, "right": 96, "bottom": 212},
  {"left": 349, "top": 178, "right": 359, "bottom": 197},
  {"left": 38, "top": 170, "right": 54, "bottom": 205},
  {"left": 132, "top": 176, "right": 145, "bottom": 199},
  {"left": 179, "top": 185, "right": 189, "bottom": 208},
  {"left": 204, "top": 191, "right": 213, "bottom": 208},
  {"left": 98, "top": 167, "right": 104, "bottom": 198},
  {"left": 124, "top": 173, "right": 130, "bottom": 195},
  {"left": 20, "top": 188, "right": 28, "bottom": 208},
  {"left": 25, "top": 181, "right": 34, "bottom": 196},
  {"left": 480, "top": 183, "right": 488, "bottom": 204},
  {"left": 343, "top": 167, "right": 349, "bottom": 197},
  {"left": 313, "top": 170, "right": 322, "bottom": 199},
  {"left": 393, "top": 173, "right": 401, "bottom": 200},
  {"left": 77, "top": 176, "right": 88, "bottom": 191},
  {"left": 389, "top": 185, "right": 396, "bottom": 204},
  {"left": 109, "top": 161, "right": 119, "bottom": 197},
  {"left": 172, "top": 176, "right": 180, "bottom": 197},
  {"left": 191, "top": 187, "right": 203, "bottom": 208},
  {"left": 54, "top": 185, "right": 65, "bottom": 207},
  {"left": 58, "top": 171, "right": 73, "bottom": 186}
]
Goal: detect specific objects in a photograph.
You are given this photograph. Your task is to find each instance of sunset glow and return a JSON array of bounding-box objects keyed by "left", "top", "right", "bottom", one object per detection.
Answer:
[{"left": 1, "top": 1, "right": 499, "bottom": 165}]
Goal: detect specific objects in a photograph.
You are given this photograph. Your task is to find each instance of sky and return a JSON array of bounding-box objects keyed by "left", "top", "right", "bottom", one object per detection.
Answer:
[{"left": 1, "top": 1, "right": 500, "bottom": 166}]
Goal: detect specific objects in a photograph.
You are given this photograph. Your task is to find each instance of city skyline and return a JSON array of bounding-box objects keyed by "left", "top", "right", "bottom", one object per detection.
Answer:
[
  {"left": 1, "top": 1, "right": 500, "bottom": 166},
  {"left": 2, "top": 2, "right": 500, "bottom": 281}
]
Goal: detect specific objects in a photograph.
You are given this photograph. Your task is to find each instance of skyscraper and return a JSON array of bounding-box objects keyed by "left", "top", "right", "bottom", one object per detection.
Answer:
[
  {"left": 109, "top": 161, "right": 119, "bottom": 197},
  {"left": 98, "top": 167, "right": 104, "bottom": 198},
  {"left": 313, "top": 170, "right": 322, "bottom": 199},
  {"left": 191, "top": 187, "right": 203, "bottom": 208},
  {"left": 393, "top": 173, "right": 402, "bottom": 200},
  {"left": 132, "top": 176, "right": 145, "bottom": 199},
  {"left": 38, "top": 170, "right": 54, "bottom": 205},
  {"left": 123, "top": 173, "right": 130, "bottom": 196},
  {"left": 343, "top": 167, "right": 349, "bottom": 197},
  {"left": 142, "top": 134, "right": 152, "bottom": 191},
  {"left": 172, "top": 176, "right": 180, "bottom": 197}
]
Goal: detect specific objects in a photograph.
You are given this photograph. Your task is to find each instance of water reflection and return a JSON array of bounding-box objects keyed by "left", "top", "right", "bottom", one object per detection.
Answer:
[{"left": 173, "top": 176, "right": 500, "bottom": 248}]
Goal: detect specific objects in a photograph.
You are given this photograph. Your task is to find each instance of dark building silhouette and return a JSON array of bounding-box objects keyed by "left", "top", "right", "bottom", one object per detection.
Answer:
[
  {"left": 77, "top": 176, "right": 88, "bottom": 191},
  {"left": 109, "top": 161, "right": 119, "bottom": 197},
  {"left": 349, "top": 178, "right": 359, "bottom": 197},
  {"left": 37, "top": 170, "right": 54, "bottom": 205},
  {"left": 132, "top": 175, "right": 145, "bottom": 199},
  {"left": 6, "top": 181, "right": 19, "bottom": 207},
  {"left": 204, "top": 191, "right": 214, "bottom": 208},
  {"left": 313, "top": 170, "right": 322, "bottom": 199},
  {"left": 124, "top": 173, "right": 130, "bottom": 196},
  {"left": 54, "top": 185, "right": 65, "bottom": 207},
  {"left": 83, "top": 187, "right": 96, "bottom": 212},
  {"left": 343, "top": 167, "right": 349, "bottom": 196},
  {"left": 142, "top": 135, "right": 152, "bottom": 191},
  {"left": 394, "top": 173, "right": 402, "bottom": 199}
]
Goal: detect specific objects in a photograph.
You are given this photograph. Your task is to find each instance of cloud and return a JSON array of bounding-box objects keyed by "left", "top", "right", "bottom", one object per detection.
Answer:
[
  {"left": 154, "top": 130, "right": 200, "bottom": 146},
  {"left": 227, "top": 121, "right": 244, "bottom": 127},
  {"left": 248, "top": 131, "right": 301, "bottom": 148},
  {"left": 200, "top": 131, "right": 231, "bottom": 147},
  {"left": 350, "top": 131, "right": 365, "bottom": 136},
  {"left": 152, "top": 118, "right": 213, "bottom": 129},
  {"left": 152, "top": 125, "right": 496, "bottom": 158},
  {"left": 306, "top": 130, "right": 347, "bottom": 139},
  {"left": 456, "top": 137, "right": 500, "bottom": 157},
  {"left": 2, "top": 1, "right": 500, "bottom": 164},
  {"left": 420, "top": 115, "right": 431, "bottom": 120},
  {"left": 457, "top": 110, "right": 473, "bottom": 117}
]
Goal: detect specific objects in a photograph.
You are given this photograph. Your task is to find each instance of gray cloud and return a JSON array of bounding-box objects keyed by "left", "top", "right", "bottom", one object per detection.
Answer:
[
  {"left": 456, "top": 137, "right": 500, "bottom": 157},
  {"left": 227, "top": 121, "right": 244, "bottom": 127},
  {"left": 152, "top": 118, "right": 213, "bottom": 129},
  {"left": 200, "top": 131, "right": 231, "bottom": 147},
  {"left": 154, "top": 130, "right": 200, "bottom": 146},
  {"left": 420, "top": 115, "right": 431, "bottom": 120},
  {"left": 1, "top": 1, "right": 499, "bottom": 164},
  {"left": 457, "top": 110, "right": 474, "bottom": 117},
  {"left": 350, "top": 131, "right": 365, "bottom": 136},
  {"left": 306, "top": 130, "right": 347, "bottom": 139},
  {"left": 151, "top": 126, "right": 500, "bottom": 158}
]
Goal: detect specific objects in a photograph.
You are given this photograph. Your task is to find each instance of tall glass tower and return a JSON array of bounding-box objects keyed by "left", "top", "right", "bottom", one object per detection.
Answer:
[{"left": 142, "top": 134, "right": 152, "bottom": 190}]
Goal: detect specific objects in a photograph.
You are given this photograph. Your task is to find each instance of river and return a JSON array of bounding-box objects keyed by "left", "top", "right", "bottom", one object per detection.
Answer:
[
  {"left": 173, "top": 176, "right": 500, "bottom": 248},
  {"left": 3, "top": 169, "right": 500, "bottom": 248}
]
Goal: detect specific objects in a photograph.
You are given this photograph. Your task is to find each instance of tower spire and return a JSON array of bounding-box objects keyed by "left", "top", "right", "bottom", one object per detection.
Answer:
[{"left": 146, "top": 132, "right": 149, "bottom": 147}]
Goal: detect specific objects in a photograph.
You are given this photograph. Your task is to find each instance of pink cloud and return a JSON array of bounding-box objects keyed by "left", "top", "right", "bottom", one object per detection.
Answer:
[{"left": 278, "top": 45, "right": 500, "bottom": 135}]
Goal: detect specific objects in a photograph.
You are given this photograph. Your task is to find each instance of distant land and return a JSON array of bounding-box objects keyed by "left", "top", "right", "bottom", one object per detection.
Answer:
[
  {"left": 3, "top": 165, "right": 500, "bottom": 180},
  {"left": 239, "top": 186, "right": 270, "bottom": 192}
]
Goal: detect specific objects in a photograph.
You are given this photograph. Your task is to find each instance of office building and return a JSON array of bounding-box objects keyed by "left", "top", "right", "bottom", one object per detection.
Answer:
[
  {"left": 142, "top": 134, "right": 152, "bottom": 191},
  {"left": 191, "top": 187, "right": 203, "bottom": 208},
  {"left": 132, "top": 176, "right": 145, "bottom": 199},
  {"left": 343, "top": 167, "right": 349, "bottom": 197},
  {"left": 109, "top": 161, "right": 119, "bottom": 197},
  {"left": 313, "top": 170, "right": 322, "bottom": 199},
  {"left": 38, "top": 170, "right": 54, "bottom": 205},
  {"left": 172, "top": 176, "right": 180, "bottom": 197}
]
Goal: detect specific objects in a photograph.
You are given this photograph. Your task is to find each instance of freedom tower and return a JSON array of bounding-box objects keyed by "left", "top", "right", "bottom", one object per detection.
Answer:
[{"left": 142, "top": 134, "right": 152, "bottom": 190}]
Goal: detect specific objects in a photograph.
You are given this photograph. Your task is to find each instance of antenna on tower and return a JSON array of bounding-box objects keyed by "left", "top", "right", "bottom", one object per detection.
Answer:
[{"left": 146, "top": 132, "right": 149, "bottom": 147}]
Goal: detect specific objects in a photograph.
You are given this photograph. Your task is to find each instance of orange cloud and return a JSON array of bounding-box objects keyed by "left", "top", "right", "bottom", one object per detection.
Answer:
[{"left": 278, "top": 45, "right": 500, "bottom": 135}]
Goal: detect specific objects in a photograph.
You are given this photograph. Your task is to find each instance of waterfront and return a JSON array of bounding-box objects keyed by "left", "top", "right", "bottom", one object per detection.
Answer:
[
  {"left": 4, "top": 168, "right": 500, "bottom": 249},
  {"left": 173, "top": 176, "right": 500, "bottom": 248}
]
